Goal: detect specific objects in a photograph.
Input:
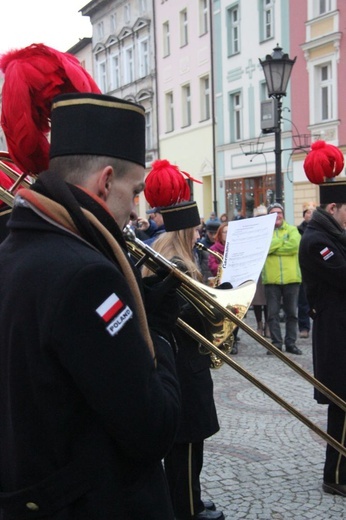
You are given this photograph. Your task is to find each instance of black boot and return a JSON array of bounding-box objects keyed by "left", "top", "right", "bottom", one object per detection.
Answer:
[{"left": 193, "top": 509, "right": 225, "bottom": 519}]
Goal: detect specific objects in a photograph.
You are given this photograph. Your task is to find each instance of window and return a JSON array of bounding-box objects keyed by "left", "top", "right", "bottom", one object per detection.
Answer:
[
  {"left": 145, "top": 111, "right": 152, "bottom": 150},
  {"left": 200, "top": 75, "right": 210, "bottom": 121},
  {"left": 110, "top": 53, "right": 120, "bottom": 90},
  {"left": 182, "top": 84, "right": 191, "bottom": 127},
  {"left": 98, "top": 61, "right": 107, "bottom": 93},
  {"left": 199, "top": 0, "right": 208, "bottom": 36},
  {"left": 259, "top": 0, "right": 274, "bottom": 41},
  {"left": 110, "top": 13, "right": 117, "bottom": 33},
  {"left": 97, "top": 21, "right": 104, "bottom": 39},
  {"left": 263, "top": 0, "right": 273, "bottom": 39},
  {"left": 260, "top": 81, "right": 268, "bottom": 101},
  {"left": 318, "top": 0, "right": 333, "bottom": 15},
  {"left": 309, "top": 0, "right": 335, "bottom": 18},
  {"left": 165, "top": 92, "right": 174, "bottom": 132},
  {"left": 230, "top": 91, "right": 242, "bottom": 141},
  {"left": 139, "top": 38, "right": 149, "bottom": 78},
  {"left": 309, "top": 58, "right": 337, "bottom": 126},
  {"left": 163, "top": 21, "right": 170, "bottom": 57},
  {"left": 318, "top": 63, "right": 333, "bottom": 121},
  {"left": 124, "top": 46, "right": 134, "bottom": 84},
  {"left": 124, "top": 4, "right": 131, "bottom": 23},
  {"left": 227, "top": 5, "right": 240, "bottom": 55},
  {"left": 180, "top": 9, "right": 188, "bottom": 47},
  {"left": 225, "top": 176, "right": 276, "bottom": 218}
]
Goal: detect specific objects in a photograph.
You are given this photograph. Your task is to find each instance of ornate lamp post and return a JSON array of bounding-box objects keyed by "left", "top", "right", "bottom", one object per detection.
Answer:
[{"left": 259, "top": 45, "right": 296, "bottom": 205}]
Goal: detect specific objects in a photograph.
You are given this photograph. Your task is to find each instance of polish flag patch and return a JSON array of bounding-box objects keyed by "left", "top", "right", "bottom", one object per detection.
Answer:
[
  {"left": 96, "top": 293, "right": 124, "bottom": 322},
  {"left": 320, "top": 247, "right": 334, "bottom": 261},
  {"left": 96, "top": 293, "right": 133, "bottom": 336}
]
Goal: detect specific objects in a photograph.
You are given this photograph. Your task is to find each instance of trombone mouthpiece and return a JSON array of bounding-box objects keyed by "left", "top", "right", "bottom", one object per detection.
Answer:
[{"left": 123, "top": 224, "right": 136, "bottom": 240}]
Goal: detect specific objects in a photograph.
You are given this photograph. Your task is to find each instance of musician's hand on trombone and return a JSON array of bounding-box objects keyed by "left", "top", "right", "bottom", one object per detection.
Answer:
[
  {"left": 142, "top": 269, "right": 181, "bottom": 342},
  {"left": 137, "top": 217, "right": 150, "bottom": 230}
]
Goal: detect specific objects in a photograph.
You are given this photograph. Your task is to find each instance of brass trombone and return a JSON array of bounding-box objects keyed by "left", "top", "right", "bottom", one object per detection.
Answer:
[
  {"left": 126, "top": 230, "right": 346, "bottom": 458},
  {"left": 1, "top": 160, "right": 346, "bottom": 458}
]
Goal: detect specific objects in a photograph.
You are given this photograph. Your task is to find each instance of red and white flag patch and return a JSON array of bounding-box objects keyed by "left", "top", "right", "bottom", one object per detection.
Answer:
[
  {"left": 96, "top": 293, "right": 133, "bottom": 336},
  {"left": 320, "top": 247, "right": 334, "bottom": 261},
  {"left": 96, "top": 293, "right": 124, "bottom": 322}
]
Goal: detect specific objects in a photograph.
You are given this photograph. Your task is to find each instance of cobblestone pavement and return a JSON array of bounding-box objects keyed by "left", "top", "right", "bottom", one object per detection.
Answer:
[{"left": 201, "top": 311, "right": 346, "bottom": 519}]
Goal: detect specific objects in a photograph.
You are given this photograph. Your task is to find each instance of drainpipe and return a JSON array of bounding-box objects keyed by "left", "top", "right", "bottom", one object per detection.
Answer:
[{"left": 209, "top": 0, "right": 218, "bottom": 216}]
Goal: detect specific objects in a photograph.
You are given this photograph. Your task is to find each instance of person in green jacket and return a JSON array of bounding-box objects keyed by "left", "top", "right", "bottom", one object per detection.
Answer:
[{"left": 262, "top": 203, "right": 302, "bottom": 355}]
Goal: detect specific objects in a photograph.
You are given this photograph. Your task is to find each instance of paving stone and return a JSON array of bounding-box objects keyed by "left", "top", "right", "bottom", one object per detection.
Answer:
[{"left": 200, "top": 311, "right": 345, "bottom": 519}]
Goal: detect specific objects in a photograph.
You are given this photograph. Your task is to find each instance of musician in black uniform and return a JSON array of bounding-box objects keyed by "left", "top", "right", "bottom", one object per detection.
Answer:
[
  {"left": 299, "top": 141, "right": 346, "bottom": 497},
  {"left": 0, "top": 93, "right": 182, "bottom": 519},
  {"left": 142, "top": 173, "right": 224, "bottom": 519}
]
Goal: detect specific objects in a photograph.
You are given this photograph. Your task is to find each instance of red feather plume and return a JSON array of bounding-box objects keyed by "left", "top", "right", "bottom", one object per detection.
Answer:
[
  {"left": 303, "top": 140, "right": 344, "bottom": 184},
  {"left": 0, "top": 43, "right": 101, "bottom": 176},
  {"left": 144, "top": 159, "right": 202, "bottom": 208}
]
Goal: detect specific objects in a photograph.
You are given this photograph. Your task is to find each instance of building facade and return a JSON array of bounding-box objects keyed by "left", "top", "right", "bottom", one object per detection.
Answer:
[
  {"left": 154, "top": 0, "right": 214, "bottom": 219},
  {"left": 290, "top": 0, "right": 346, "bottom": 224},
  {"left": 212, "top": 0, "right": 297, "bottom": 221},
  {"left": 67, "top": 37, "right": 94, "bottom": 78},
  {"left": 81, "top": 0, "right": 158, "bottom": 216},
  {"left": 62, "top": 1, "right": 346, "bottom": 224}
]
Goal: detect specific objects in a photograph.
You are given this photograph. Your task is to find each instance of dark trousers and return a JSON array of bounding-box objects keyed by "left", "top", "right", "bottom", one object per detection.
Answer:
[
  {"left": 265, "top": 283, "right": 299, "bottom": 349},
  {"left": 298, "top": 283, "right": 310, "bottom": 332},
  {"left": 164, "top": 441, "right": 204, "bottom": 519},
  {"left": 324, "top": 404, "right": 346, "bottom": 484}
]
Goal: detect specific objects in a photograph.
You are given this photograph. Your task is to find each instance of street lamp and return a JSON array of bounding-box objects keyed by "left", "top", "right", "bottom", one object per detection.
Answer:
[{"left": 259, "top": 44, "right": 296, "bottom": 205}]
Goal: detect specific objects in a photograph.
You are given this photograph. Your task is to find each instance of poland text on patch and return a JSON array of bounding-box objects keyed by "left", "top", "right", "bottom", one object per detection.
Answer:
[
  {"left": 106, "top": 306, "right": 133, "bottom": 336},
  {"left": 320, "top": 247, "right": 334, "bottom": 261}
]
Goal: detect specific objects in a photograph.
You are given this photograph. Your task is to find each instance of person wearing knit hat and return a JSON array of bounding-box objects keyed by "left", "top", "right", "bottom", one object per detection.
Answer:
[
  {"left": 299, "top": 140, "right": 346, "bottom": 498},
  {"left": 142, "top": 160, "right": 224, "bottom": 520},
  {"left": 0, "top": 45, "right": 182, "bottom": 519},
  {"left": 262, "top": 201, "right": 302, "bottom": 355}
]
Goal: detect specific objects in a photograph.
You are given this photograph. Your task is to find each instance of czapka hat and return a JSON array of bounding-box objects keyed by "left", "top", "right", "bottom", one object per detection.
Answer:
[
  {"left": 144, "top": 159, "right": 202, "bottom": 231},
  {"left": 50, "top": 93, "right": 146, "bottom": 167},
  {"left": 161, "top": 201, "right": 200, "bottom": 232},
  {"left": 303, "top": 140, "right": 346, "bottom": 204}
]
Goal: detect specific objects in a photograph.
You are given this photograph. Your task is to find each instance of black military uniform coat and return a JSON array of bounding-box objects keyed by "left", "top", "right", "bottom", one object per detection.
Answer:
[
  {"left": 169, "top": 256, "right": 219, "bottom": 443},
  {"left": 299, "top": 212, "right": 346, "bottom": 404},
  {"left": 0, "top": 198, "right": 180, "bottom": 519}
]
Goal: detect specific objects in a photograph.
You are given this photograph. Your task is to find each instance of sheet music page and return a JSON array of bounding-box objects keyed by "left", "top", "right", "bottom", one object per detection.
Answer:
[{"left": 220, "top": 213, "right": 277, "bottom": 288}]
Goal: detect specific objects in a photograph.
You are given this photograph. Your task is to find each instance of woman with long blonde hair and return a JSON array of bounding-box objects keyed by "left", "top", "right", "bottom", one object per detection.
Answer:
[
  {"left": 142, "top": 199, "right": 223, "bottom": 520},
  {"left": 141, "top": 225, "right": 202, "bottom": 281}
]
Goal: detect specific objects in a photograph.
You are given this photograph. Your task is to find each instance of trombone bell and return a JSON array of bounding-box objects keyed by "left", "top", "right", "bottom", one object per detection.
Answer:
[
  {"left": 125, "top": 229, "right": 256, "bottom": 369},
  {"left": 184, "top": 278, "right": 255, "bottom": 368}
]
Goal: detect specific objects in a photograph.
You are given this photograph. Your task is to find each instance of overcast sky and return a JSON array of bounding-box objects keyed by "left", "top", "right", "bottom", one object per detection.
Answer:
[{"left": 0, "top": 1, "right": 92, "bottom": 55}]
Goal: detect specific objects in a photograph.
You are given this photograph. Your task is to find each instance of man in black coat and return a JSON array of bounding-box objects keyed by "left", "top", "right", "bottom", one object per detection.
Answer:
[
  {"left": 299, "top": 179, "right": 346, "bottom": 498},
  {"left": 0, "top": 93, "right": 181, "bottom": 519}
]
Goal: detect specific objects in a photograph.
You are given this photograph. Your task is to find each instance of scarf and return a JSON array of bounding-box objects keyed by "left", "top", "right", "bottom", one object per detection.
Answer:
[
  {"left": 17, "top": 171, "right": 155, "bottom": 360},
  {"left": 311, "top": 207, "right": 346, "bottom": 251}
]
